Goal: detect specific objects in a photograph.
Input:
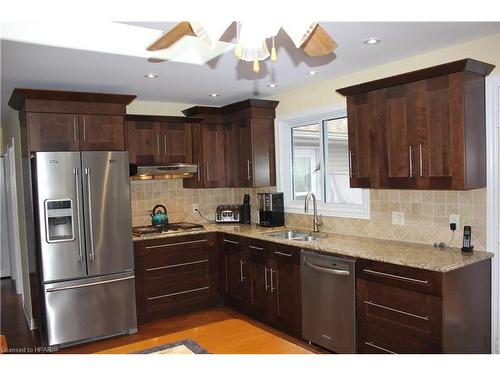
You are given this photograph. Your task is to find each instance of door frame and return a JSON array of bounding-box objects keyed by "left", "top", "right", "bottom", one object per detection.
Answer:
[{"left": 486, "top": 74, "right": 500, "bottom": 354}]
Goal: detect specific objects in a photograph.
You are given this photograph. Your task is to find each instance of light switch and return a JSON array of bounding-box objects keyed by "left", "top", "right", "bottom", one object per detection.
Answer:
[{"left": 392, "top": 211, "right": 405, "bottom": 225}]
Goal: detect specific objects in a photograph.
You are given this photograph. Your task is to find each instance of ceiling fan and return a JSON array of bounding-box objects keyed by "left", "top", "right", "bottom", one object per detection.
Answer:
[{"left": 146, "top": 22, "right": 337, "bottom": 72}]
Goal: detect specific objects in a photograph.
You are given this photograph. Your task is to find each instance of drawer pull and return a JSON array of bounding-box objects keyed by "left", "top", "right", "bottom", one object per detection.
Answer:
[
  {"left": 146, "top": 259, "right": 208, "bottom": 272},
  {"left": 364, "top": 300, "right": 429, "bottom": 321},
  {"left": 223, "top": 239, "right": 240, "bottom": 245},
  {"left": 274, "top": 251, "right": 293, "bottom": 257},
  {"left": 145, "top": 239, "right": 208, "bottom": 250},
  {"left": 249, "top": 245, "right": 264, "bottom": 251},
  {"left": 363, "top": 269, "right": 429, "bottom": 285},
  {"left": 148, "top": 286, "right": 209, "bottom": 301},
  {"left": 364, "top": 341, "right": 397, "bottom": 354}
]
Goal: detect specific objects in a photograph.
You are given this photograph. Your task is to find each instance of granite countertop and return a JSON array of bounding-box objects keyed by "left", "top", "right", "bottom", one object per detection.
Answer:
[{"left": 132, "top": 223, "right": 493, "bottom": 273}]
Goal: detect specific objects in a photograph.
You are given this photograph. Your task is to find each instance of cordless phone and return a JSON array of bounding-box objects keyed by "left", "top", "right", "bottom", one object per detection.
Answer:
[{"left": 461, "top": 225, "right": 474, "bottom": 252}]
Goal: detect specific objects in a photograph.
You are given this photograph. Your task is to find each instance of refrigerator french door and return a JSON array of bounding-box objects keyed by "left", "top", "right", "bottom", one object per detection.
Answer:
[{"left": 33, "top": 151, "right": 137, "bottom": 348}]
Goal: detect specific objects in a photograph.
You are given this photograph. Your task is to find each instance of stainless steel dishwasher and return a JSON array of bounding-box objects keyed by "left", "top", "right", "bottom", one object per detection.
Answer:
[{"left": 301, "top": 251, "right": 356, "bottom": 353}]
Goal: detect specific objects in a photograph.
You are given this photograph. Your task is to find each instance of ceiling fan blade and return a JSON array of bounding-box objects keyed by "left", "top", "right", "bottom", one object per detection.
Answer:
[
  {"left": 147, "top": 22, "right": 194, "bottom": 51},
  {"left": 301, "top": 24, "right": 337, "bottom": 57}
]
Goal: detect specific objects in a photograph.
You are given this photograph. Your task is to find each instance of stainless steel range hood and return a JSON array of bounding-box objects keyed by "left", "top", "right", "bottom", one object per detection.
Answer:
[{"left": 130, "top": 163, "right": 197, "bottom": 180}]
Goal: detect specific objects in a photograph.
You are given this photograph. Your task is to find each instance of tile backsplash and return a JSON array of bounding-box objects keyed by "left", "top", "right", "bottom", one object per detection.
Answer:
[
  {"left": 286, "top": 189, "right": 487, "bottom": 251},
  {"left": 130, "top": 179, "right": 275, "bottom": 227},
  {"left": 130, "top": 180, "right": 487, "bottom": 251}
]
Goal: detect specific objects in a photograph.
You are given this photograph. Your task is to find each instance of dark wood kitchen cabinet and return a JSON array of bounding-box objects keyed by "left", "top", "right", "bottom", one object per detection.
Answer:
[
  {"left": 9, "top": 89, "right": 136, "bottom": 153},
  {"left": 338, "top": 58, "right": 495, "bottom": 190},
  {"left": 125, "top": 115, "right": 195, "bottom": 165},
  {"left": 221, "top": 234, "right": 302, "bottom": 337},
  {"left": 356, "top": 258, "right": 491, "bottom": 353},
  {"left": 134, "top": 233, "right": 219, "bottom": 324}
]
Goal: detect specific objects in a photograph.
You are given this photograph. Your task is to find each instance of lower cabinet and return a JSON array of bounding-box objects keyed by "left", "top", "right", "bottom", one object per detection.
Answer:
[
  {"left": 221, "top": 234, "right": 302, "bottom": 337},
  {"left": 134, "top": 233, "right": 219, "bottom": 324}
]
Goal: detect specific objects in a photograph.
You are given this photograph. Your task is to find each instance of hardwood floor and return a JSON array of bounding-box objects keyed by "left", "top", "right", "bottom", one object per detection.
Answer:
[{"left": 0, "top": 278, "right": 328, "bottom": 354}]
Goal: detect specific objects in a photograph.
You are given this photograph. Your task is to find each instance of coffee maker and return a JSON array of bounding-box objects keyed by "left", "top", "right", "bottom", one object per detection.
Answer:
[{"left": 258, "top": 192, "right": 284, "bottom": 227}]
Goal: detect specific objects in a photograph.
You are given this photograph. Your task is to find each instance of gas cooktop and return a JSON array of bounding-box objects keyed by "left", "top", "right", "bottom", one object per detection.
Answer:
[{"left": 132, "top": 222, "right": 205, "bottom": 237}]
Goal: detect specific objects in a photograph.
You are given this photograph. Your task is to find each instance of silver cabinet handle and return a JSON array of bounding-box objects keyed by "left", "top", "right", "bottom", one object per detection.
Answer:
[
  {"left": 247, "top": 160, "right": 251, "bottom": 181},
  {"left": 364, "top": 300, "right": 429, "bottom": 321},
  {"left": 82, "top": 116, "right": 86, "bottom": 141},
  {"left": 145, "top": 239, "right": 208, "bottom": 250},
  {"left": 362, "top": 268, "right": 429, "bottom": 285},
  {"left": 164, "top": 134, "right": 167, "bottom": 155},
  {"left": 270, "top": 268, "right": 276, "bottom": 293},
  {"left": 197, "top": 162, "right": 201, "bottom": 182},
  {"left": 408, "top": 145, "right": 413, "bottom": 177},
  {"left": 84, "top": 168, "right": 95, "bottom": 261},
  {"left": 419, "top": 144, "right": 423, "bottom": 177},
  {"left": 73, "top": 117, "right": 78, "bottom": 142},
  {"left": 304, "top": 260, "right": 349, "bottom": 275},
  {"left": 46, "top": 275, "right": 134, "bottom": 292},
  {"left": 364, "top": 341, "right": 396, "bottom": 354},
  {"left": 156, "top": 134, "right": 160, "bottom": 156},
  {"left": 274, "top": 251, "right": 293, "bottom": 257},
  {"left": 348, "top": 150, "right": 353, "bottom": 178},
  {"left": 264, "top": 266, "right": 269, "bottom": 291},
  {"left": 249, "top": 245, "right": 264, "bottom": 251},
  {"left": 148, "top": 286, "right": 209, "bottom": 301},
  {"left": 223, "top": 239, "right": 240, "bottom": 245},
  {"left": 240, "top": 259, "right": 246, "bottom": 282},
  {"left": 146, "top": 259, "right": 208, "bottom": 272},
  {"left": 205, "top": 161, "right": 210, "bottom": 182},
  {"left": 73, "top": 168, "right": 84, "bottom": 262}
]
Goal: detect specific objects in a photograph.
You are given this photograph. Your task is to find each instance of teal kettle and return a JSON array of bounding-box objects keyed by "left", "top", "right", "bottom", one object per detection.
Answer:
[{"left": 151, "top": 205, "right": 168, "bottom": 227}]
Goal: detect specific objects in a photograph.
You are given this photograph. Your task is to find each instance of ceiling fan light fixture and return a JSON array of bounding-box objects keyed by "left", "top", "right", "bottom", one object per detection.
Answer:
[
  {"left": 253, "top": 60, "right": 260, "bottom": 73},
  {"left": 363, "top": 37, "right": 381, "bottom": 45}
]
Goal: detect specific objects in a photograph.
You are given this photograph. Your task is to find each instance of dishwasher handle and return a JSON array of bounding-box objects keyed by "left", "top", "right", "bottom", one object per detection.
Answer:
[{"left": 304, "top": 259, "right": 350, "bottom": 276}]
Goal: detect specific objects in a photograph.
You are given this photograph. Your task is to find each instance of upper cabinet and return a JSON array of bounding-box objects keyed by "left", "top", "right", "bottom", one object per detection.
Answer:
[
  {"left": 9, "top": 89, "right": 135, "bottom": 153},
  {"left": 183, "top": 99, "right": 279, "bottom": 189},
  {"left": 337, "top": 58, "right": 495, "bottom": 190},
  {"left": 125, "top": 115, "right": 195, "bottom": 165}
]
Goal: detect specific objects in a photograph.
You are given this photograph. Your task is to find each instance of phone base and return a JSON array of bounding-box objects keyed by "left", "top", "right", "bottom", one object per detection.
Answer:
[{"left": 461, "top": 246, "right": 474, "bottom": 253}]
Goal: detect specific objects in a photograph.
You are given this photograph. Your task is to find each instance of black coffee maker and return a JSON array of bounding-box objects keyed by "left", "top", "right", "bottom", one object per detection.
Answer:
[{"left": 258, "top": 192, "right": 284, "bottom": 227}]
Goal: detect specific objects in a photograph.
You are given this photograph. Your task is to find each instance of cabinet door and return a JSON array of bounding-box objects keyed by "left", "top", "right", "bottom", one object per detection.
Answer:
[
  {"left": 80, "top": 114, "right": 125, "bottom": 151},
  {"left": 246, "top": 240, "right": 270, "bottom": 321},
  {"left": 269, "top": 244, "right": 302, "bottom": 336},
  {"left": 202, "top": 123, "right": 226, "bottom": 187},
  {"left": 161, "top": 122, "right": 192, "bottom": 163},
  {"left": 346, "top": 92, "right": 380, "bottom": 188},
  {"left": 224, "top": 121, "right": 240, "bottom": 187},
  {"left": 249, "top": 118, "right": 276, "bottom": 187},
  {"left": 222, "top": 236, "right": 248, "bottom": 309},
  {"left": 27, "top": 112, "right": 80, "bottom": 151},
  {"left": 126, "top": 121, "right": 161, "bottom": 165},
  {"left": 237, "top": 119, "right": 253, "bottom": 187}
]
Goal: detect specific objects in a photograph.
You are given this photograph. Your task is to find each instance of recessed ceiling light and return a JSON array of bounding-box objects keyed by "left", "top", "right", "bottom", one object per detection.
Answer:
[
  {"left": 209, "top": 93, "right": 220, "bottom": 97},
  {"left": 307, "top": 71, "right": 319, "bottom": 76},
  {"left": 363, "top": 38, "right": 381, "bottom": 45},
  {"left": 267, "top": 83, "right": 278, "bottom": 88},
  {"left": 144, "top": 73, "right": 159, "bottom": 78}
]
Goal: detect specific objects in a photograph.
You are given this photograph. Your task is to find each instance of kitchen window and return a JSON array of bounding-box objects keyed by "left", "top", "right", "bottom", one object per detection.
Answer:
[{"left": 278, "top": 110, "right": 370, "bottom": 219}]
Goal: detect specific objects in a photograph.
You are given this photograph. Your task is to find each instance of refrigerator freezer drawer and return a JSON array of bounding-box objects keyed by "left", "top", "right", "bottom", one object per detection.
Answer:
[{"left": 43, "top": 272, "right": 137, "bottom": 347}]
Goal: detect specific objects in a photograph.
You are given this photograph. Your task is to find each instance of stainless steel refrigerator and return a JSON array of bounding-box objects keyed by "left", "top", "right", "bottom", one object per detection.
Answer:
[{"left": 32, "top": 151, "right": 137, "bottom": 349}]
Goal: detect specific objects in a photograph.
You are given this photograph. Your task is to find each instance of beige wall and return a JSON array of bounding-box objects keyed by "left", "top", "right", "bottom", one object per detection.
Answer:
[
  {"left": 267, "top": 33, "right": 500, "bottom": 251},
  {"left": 127, "top": 100, "right": 197, "bottom": 116}
]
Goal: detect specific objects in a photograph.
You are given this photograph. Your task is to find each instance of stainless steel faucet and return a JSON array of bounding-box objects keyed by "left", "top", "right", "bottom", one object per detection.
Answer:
[{"left": 304, "top": 192, "right": 321, "bottom": 233}]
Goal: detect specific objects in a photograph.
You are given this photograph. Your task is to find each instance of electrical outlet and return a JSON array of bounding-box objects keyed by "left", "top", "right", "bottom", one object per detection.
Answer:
[
  {"left": 392, "top": 211, "right": 405, "bottom": 225},
  {"left": 192, "top": 203, "right": 199, "bottom": 212},
  {"left": 449, "top": 214, "right": 460, "bottom": 229}
]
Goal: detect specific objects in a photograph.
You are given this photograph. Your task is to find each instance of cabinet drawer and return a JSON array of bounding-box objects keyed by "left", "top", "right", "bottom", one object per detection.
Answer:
[
  {"left": 357, "top": 259, "right": 442, "bottom": 296},
  {"left": 145, "top": 269, "right": 210, "bottom": 302},
  {"left": 222, "top": 234, "right": 244, "bottom": 252},
  {"left": 143, "top": 246, "right": 209, "bottom": 276},
  {"left": 271, "top": 243, "right": 300, "bottom": 265}
]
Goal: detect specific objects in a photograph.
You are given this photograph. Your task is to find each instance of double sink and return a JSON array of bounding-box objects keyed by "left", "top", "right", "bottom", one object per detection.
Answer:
[{"left": 265, "top": 229, "right": 324, "bottom": 242}]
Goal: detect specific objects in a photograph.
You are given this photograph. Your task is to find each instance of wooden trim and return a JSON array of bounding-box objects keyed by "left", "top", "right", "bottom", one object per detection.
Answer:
[
  {"left": 125, "top": 114, "right": 203, "bottom": 123},
  {"left": 336, "top": 58, "right": 495, "bottom": 96},
  {"left": 9, "top": 88, "right": 136, "bottom": 110},
  {"left": 182, "top": 99, "right": 279, "bottom": 117}
]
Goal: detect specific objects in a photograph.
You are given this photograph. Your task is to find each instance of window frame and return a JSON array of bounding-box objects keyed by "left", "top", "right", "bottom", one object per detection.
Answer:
[{"left": 277, "top": 109, "right": 370, "bottom": 220}]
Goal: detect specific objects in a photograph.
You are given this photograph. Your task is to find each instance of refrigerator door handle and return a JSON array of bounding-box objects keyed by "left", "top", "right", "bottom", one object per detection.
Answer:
[
  {"left": 84, "top": 168, "right": 95, "bottom": 261},
  {"left": 73, "top": 168, "right": 84, "bottom": 262},
  {"left": 46, "top": 275, "right": 135, "bottom": 292}
]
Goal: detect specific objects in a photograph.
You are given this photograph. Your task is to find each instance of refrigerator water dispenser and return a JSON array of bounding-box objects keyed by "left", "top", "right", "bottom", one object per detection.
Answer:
[{"left": 45, "top": 199, "right": 74, "bottom": 242}]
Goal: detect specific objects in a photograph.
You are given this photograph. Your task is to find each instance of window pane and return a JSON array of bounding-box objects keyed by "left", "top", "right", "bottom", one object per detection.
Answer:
[
  {"left": 324, "top": 118, "right": 362, "bottom": 204},
  {"left": 291, "top": 124, "right": 322, "bottom": 200}
]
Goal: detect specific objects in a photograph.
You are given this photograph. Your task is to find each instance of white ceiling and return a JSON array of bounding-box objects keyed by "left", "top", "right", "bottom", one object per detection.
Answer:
[{"left": 2, "top": 22, "right": 499, "bottom": 121}]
